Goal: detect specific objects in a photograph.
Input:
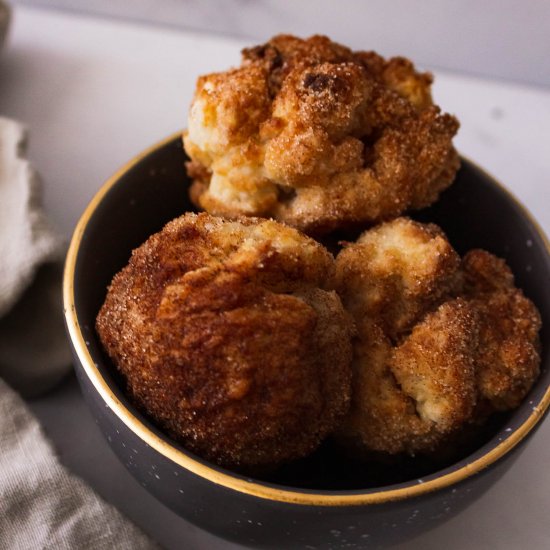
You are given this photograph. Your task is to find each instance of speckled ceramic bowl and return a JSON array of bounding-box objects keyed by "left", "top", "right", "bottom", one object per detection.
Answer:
[{"left": 63, "top": 133, "right": 550, "bottom": 549}]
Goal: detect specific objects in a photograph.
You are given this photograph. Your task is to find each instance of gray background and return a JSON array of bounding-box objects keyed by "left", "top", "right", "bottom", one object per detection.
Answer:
[{"left": 11, "top": 0, "right": 550, "bottom": 88}]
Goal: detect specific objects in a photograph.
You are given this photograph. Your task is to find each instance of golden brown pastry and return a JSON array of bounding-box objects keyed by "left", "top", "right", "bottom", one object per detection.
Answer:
[
  {"left": 96, "top": 213, "right": 352, "bottom": 470},
  {"left": 183, "top": 34, "right": 459, "bottom": 235},
  {"left": 334, "top": 218, "right": 541, "bottom": 455},
  {"left": 335, "top": 217, "right": 462, "bottom": 341},
  {"left": 462, "top": 249, "right": 542, "bottom": 411}
]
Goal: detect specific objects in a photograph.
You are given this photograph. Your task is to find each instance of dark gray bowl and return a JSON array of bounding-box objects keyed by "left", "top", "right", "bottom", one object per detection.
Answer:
[{"left": 63, "top": 133, "right": 550, "bottom": 549}]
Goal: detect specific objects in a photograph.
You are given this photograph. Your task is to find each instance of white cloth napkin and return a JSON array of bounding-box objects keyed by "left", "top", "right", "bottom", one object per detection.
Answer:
[
  {"left": 0, "top": 378, "right": 157, "bottom": 550},
  {"left": 0, "top": 117, "right": 61, "bottom": 317},
  {"left": 0, "top": 117, "right": 72, "bottom": 396},
  {"left": 0, "top": 112, "right": 158, "bottom": 546}
]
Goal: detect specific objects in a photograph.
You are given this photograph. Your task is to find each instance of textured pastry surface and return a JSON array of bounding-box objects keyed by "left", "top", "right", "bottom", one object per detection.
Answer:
[
  {"left": 334, "top": 218, "right": 541, "bottom": 455},
  {"left": 96, "top": 213, "right": 353, "bottom": 469},
  {"left": 184, "top": 34, "right": 459, "bottom": 235}
]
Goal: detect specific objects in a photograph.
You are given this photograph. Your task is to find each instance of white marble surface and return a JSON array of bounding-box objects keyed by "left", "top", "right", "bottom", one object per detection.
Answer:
[
  {"left": 11, "top": 0, "right": 550, "bottom": 88},
  {"left": 1, "top": 5, "right": 550, "bottom": 549}
]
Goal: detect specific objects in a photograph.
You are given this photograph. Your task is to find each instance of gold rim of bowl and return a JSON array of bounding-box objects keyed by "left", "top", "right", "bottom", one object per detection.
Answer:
[{"left": 63, "top": 131, "right": 550, "bottom": 507}]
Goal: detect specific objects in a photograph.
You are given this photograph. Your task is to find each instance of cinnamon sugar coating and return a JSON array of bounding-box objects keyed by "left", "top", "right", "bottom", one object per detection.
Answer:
[
  {"left": 96, "top": 213, "right": 352, "bottom": 470},
  {"left": 335, "top": 218, "right": 541, "bottom": 455},
  {"left": 184, "top": 34, "right": 459, "bottom": 235},
  {"left": 462, "top": 249, "right": 542, "bottom": 411}
]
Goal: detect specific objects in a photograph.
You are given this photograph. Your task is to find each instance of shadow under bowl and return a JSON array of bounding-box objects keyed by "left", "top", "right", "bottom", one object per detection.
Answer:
[{"left": 63, "top": 133, "right": 550, "bottom": 549}]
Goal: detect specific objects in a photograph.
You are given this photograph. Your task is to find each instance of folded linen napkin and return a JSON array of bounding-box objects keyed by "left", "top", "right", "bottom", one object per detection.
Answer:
[
  {"left": 0, "top": 378, "right": 158, "bottom": 549},
  {"left": 0, "top": 111, "right": 157, "bottom": 547},
  {"left": 0, "top": 117, "right": 61, "bottom": 318},
  {"left": 0, "top": 116, "right": 71, "bottom": 396}
]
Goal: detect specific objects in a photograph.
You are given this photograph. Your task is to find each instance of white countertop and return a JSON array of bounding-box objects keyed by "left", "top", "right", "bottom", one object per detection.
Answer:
[
  {"left": 1, "top": 6, "right": 550, "bottom": 549},
  {"left": 11, "top": 0, "right": 550, "bottom": 88}
]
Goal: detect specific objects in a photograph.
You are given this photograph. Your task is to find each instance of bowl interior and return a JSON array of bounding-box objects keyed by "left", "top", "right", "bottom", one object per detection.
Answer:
[{"left": 72, "top": 135, "right": 550, "bottom": 492}]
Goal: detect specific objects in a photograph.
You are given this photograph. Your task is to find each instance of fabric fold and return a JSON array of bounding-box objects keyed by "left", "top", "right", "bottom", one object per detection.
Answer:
[
  {"left": 0, "top": 378, "right": 158, "bottom": 549},
  {"left": 0, "top": 116, "right": 63, "bottom": 318},
  {"left": 0, "top": 111, "right": 157, "bottom": 547}
]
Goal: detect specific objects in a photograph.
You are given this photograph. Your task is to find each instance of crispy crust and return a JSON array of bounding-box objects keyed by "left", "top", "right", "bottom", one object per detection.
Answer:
[
  {"left": 341, "top": 301, "right": 478, "bottom": 455},
  {"left": 334, "top": 217, "right": 461, "bottom": 341},
  {"left": 462, "top": 250, "right": 542, "bottom": 411},
  {"left": 335, "top": 218, "right": 541, "bottom": 455},
  {"left": 183, "top": 34, "right": 459, "bottom": 235},
  {"left": 96, "top": 213, "right": 352, "bottom": 470}
]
